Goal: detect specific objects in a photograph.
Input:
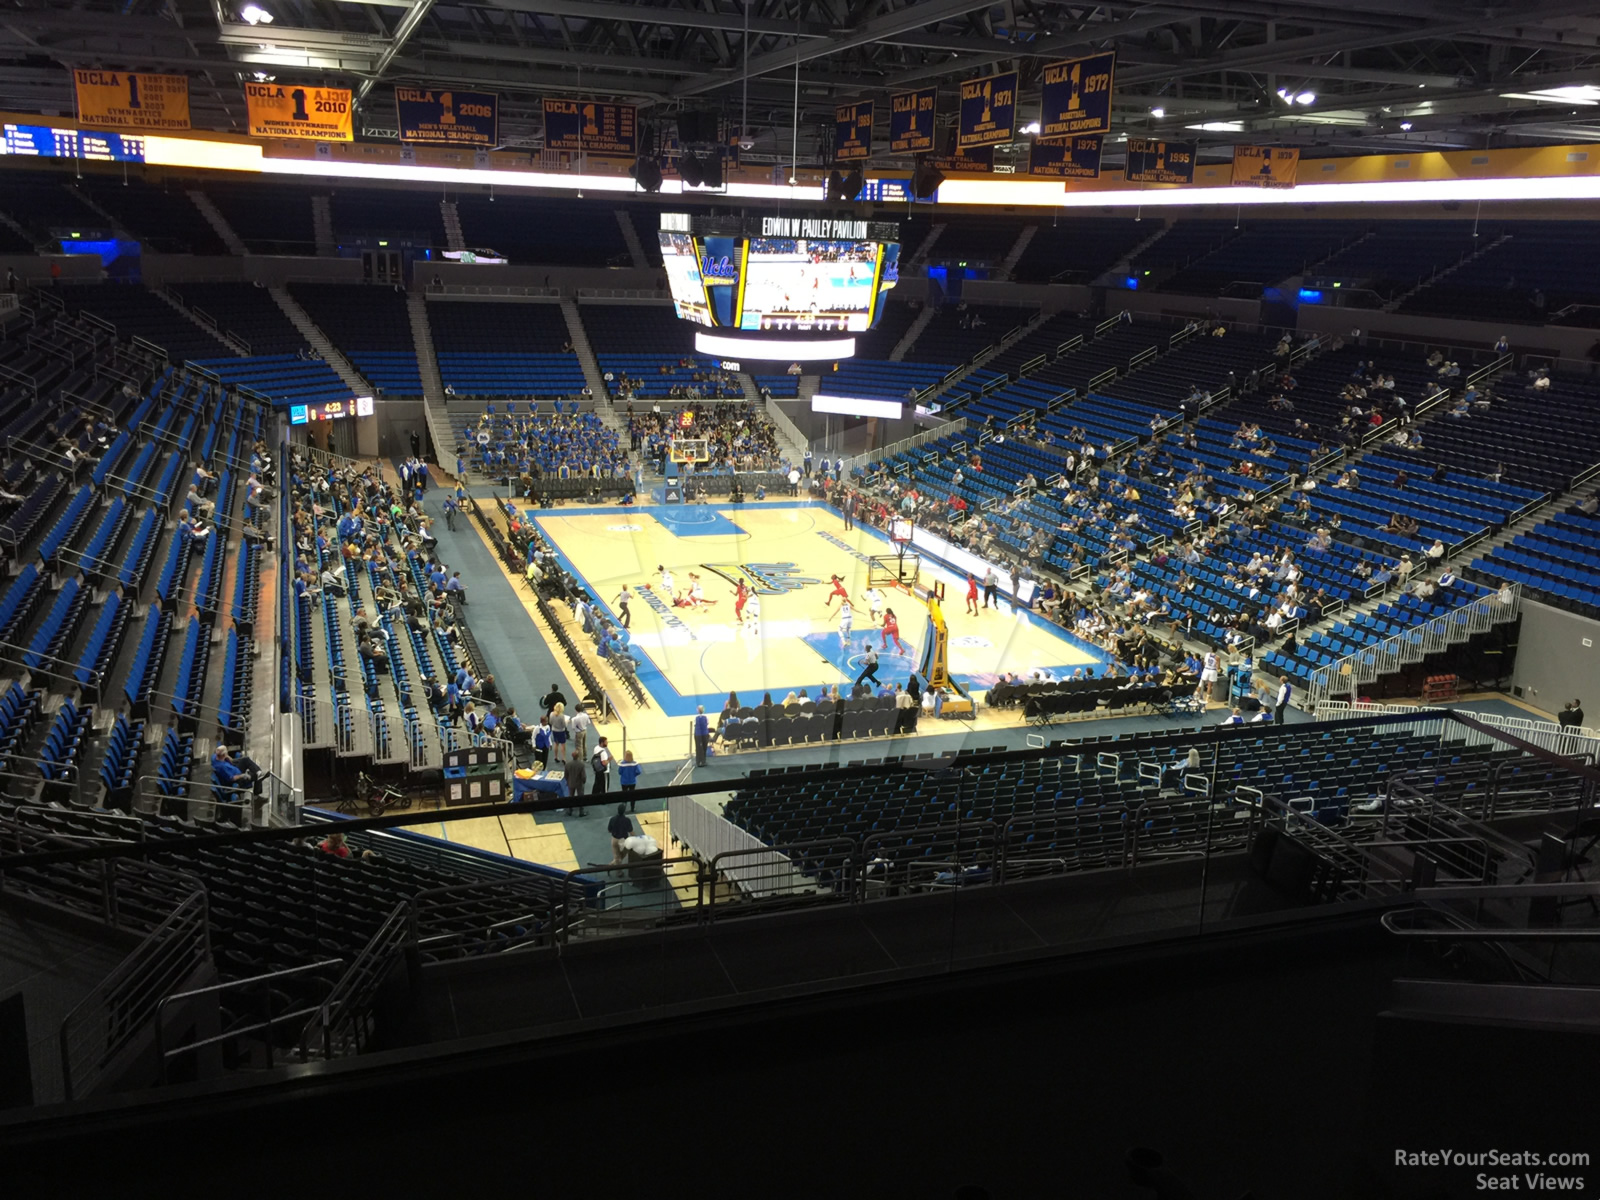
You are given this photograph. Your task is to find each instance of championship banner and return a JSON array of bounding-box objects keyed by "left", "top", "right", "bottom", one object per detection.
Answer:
[
  {"left": 244, "top": 83, "right": 352, "bottom": 141},
  {"left": 543, "top": 99, "right": 638, "bottom": 157},
  {"left": 1124, "top": 138, "right": 1195, "bottom": 184},
  {"left": 395, "top": 87, "right": 498, "bottom": 148},
  {"left": 923, "top": 144, "right": 994, "bottom": 174},
  {"left": 1232, "top": 145, "right": 1299, "bottom": 189},
  {"left": 1039, "top": 52, "right": 1115, "bottom": 139},
  {"left": 74, "top": 70, "right": 190, "bottom": 132},
  {"left": 957, "top": 69, "right": 1017, "bottom": 149},
  {"left": 1028, "top": 135, "right": 1102, "bottom": 179},
  {"left": 834, "top": 101, "right": 873, "bottom": 162},
  {"left": 889, "top": 87, "right": 936, "bottom": 154}
]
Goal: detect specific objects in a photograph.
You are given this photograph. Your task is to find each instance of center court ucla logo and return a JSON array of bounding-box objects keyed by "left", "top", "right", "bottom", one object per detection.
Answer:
[{"left": 702, "top": 562, "right": 819, "bottom": 595}]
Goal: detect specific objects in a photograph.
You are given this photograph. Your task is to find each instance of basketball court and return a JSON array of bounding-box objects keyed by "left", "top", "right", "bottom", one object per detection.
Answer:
[{"left": 529, "top": 499, "right": 1112, "bottom": 718}]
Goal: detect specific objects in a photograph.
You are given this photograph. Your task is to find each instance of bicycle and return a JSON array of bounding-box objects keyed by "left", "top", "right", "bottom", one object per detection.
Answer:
[{"left": 354, "top": 770, "right": 411, "bottom": 816}]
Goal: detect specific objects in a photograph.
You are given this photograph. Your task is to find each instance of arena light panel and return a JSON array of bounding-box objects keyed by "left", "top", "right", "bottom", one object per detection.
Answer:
[
  {"left": 811, "top": 394, "right": 903, "bottom": 419},
  {"left": 695, "top": 332, "right": 856, "bottom": 360}
]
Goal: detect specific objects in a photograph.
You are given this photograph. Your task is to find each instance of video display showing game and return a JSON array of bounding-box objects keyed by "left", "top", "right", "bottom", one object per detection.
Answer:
[
  {"left": 739, "top": 238, "right": 882, "bottom": 332},
  {"left": 659, "top": 230, "right": 712, "bottom": 326}
]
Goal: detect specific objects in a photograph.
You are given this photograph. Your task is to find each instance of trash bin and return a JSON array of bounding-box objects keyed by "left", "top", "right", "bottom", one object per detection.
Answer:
[{"left": 626, "top": 846, "right": 665, "bottom": 888}]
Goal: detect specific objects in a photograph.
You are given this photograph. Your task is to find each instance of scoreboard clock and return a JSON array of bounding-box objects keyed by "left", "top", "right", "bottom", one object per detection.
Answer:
[{"left": 289, "top": 396, "right": 374, "bottom": 425}]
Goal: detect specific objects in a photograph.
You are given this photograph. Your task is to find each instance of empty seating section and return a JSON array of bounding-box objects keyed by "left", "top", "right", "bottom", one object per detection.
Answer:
[
  {"left": 0, "top": 170, "right": 104, "bottom": 243},
  {"left": 1471, "top": 499, "right": 1600, "bottom": 618},
  {"left": 428, "top": 300, "right": 584, "bottom": 396},
  {"left": 327, "top": 187, "right": 445, "bottom": 244},
  {"left": 1098, "top": 328, "right": 1279, "bottom": 412},
  {"left": 173, "top": 283, "right": 306, "bottom": 356},
  {"left": 754, "top": 373, "right": 800, "bottom": 398},
  {"left": 1309, "top": 456, "right": 1533, "bottom": 555},
  {"left": 724, "top": 722, "right": 1560, "bottom": 880},
  {"left": 578, "top": 304, "right": 739, "bottom": 399},
  {"left": 201, "top": 181, "right": 318, "bottom": 254},
  {"left": 191, "top": 357, "right": 354, "bottom": 407},
  {"left": 1132, "top": 220, "right": 1239, "bottom": 278},
  {"left": 454, "top": 195, "right": 629, "bottom": 264},
  {"left": 903, "top": 304, "right": 1031, "bottom": 365},
  {"left": 58, "top": 284, "right": 233, "bottom": 362},
  {"left": 74, "top": 176, "right": 229, "bottom": 255},
  {"left": 1399, "top": 222, "right": 1600, "bottom": 323},
  {"left": 831, "top": 359, "right": 951, "bottom": 401},
  {"left": 852, "top": 300, "right": 917, "bottom": 359},
  {"left": 929, "top": 217, "right": 1024, "bottom": 264},
  {"left": 1160, "top": 220, "right": 1358, "bottom": 294},
  {"left": 1314, "top": 221, "right": 1490, "bottom": 300},
  {"left": 1013, "top": 218, "right": 1153, "bottom": 284},
  {"left": 35, "top": 700, "right": 92, "bottom": 795},
  {"left": 289, "top": 283, "right": 422, "bottom": 394}
]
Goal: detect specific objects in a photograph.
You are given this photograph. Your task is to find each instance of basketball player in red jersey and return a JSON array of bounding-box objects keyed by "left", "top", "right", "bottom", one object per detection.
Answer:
[
  {"left": 732, "top": 579, "right": 749, "bottom": 622},
  {"left": 823, "top": 574, "right": 850, "bottom": 609},
  {"left": 881, "top": 607, "right": 904, "bottom": 654},
  {"left": 965, "top": 573, "right": 980, "bottom": 616}
]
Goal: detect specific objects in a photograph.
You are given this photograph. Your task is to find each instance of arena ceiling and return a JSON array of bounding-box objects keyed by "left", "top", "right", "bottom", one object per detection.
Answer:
[{"left": 2, "top": 0, "right": 1600, "bottom": 167}]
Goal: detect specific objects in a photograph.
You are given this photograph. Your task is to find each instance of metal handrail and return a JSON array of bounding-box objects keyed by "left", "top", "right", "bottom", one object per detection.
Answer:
[
  {"left": 302, "top": 900, "right": 410, "bottom": 1061},
  {"left": 154, "top": 957, "right": 345, "bottom": 1081}
]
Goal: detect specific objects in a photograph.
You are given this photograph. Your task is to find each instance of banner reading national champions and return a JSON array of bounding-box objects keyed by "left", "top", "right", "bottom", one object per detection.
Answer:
[
  {"left": 834, "top": 101, "right": 873, "bottom": 162},
  {"left": 395, "top": 88, "right": 498, "bottom": 148},
  {"left": 244, "top": 82, "right": 353, "bottom": 141},
  {"left": 1124, "top": 138, "right": 1195, "bottom": 185},
  {"left": 889, "top": 87, "right": 936, "bottom": 154},
  {"left": 1027, "top": 135, "right": 1102, "bottom": 179},
  {"left": 957, "top": 69, "right": 1017, "bottom": 150},
  {"left": 73, "top": 70, "right": 190, "bottom": 132},
  {"left": 1232, "top": 145, "right": 1299, "bottom": 188},
  {"left": 1038, "top": 52, "right": 1115, "bottom": 139},
  {"left": 543, "top": 99, "right": 637, "bottom": 157}
]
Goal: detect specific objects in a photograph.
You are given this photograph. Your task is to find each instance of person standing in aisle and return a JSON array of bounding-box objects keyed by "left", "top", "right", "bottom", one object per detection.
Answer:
[
  {"left": 591, "top": 736, "right": 612, "bottom": 796},
  {"left": 563, "top": 752, "right": 588, "bottom": 816},
  {"left": 608, "top": 803, "right": 634, "bottom": 865},
  {"left": 618, "top": 750, "right": 642, "bottom": 809},
  {"left": 693, "top": 706, "right": 710, "bottom": 766},
  {"left": 569, "top": 703, "right": 593, "bottom": 760},
  {"left": 1273, "top": 677, "right": 1292, "bottom": 724}
]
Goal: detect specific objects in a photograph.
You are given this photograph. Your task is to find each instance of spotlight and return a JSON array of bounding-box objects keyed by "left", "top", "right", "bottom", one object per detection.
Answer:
[
  {"left": 679, "top": 153, "right": 706, "bottom": 189},
  {"left": 1295, "top": 91, "right": 1316, "bottom": 105},
  {"left": 1149, "top": 107, "right": 1165, "bottom": 118},
  {"left": 826, "top": 168, "right": 864, "bottom": 201},
  {"left": 629, "top": 155, "right": 663, "bottom": 193},
  {"left": 679, "top": 149, "right": 722, "bottom": 189},
  {"left": 911, "top": 158, "right": 945, "bottom": 200},
  {"left": 826, "top": 168, "right": 847, "bottom": 200},
  {"left": 1021, "top": 121, "right": 1041, "bottom": 134},
  {"left": 842, "top": 166, "right": 864, "bottom": 198},
  {"left": 1399, "top": 121, "right": 1413, "bottom": 131},
  {"left": 239, "top": 3, "right": 273, "bottom": 23}
]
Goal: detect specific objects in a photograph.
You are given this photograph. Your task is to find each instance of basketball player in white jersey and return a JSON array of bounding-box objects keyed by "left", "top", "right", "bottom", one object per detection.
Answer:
[
  {"left": 1197, "top": 650, "right": 1219, "bottom": 701},
  {"left": 860, "top": 586, "right": 885, "bottom": 623},
  {"left": 657, "top": 565, "right": 675, "bottom": 604},
  {"left": 743, "top": 592, "right": 761, "bottom": 637},
  {"left": 837, "top": 598, "right": 854, "bottom": 654}
]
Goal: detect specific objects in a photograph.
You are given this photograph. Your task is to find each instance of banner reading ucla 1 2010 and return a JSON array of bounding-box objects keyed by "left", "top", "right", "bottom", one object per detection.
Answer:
[
  {"left": 957, "top": 69, "right": 1017, "bottom": 149},
  {"left": 1039, "top": 52, "right": 1115, "bottom": 139},
  {"left": 543, "top": 99, "right": 637, "bottom": 157},
  {"left": 1232, "top": 145, "right": 1299, "bottom": 189},
  {"left": 1124, "top": 138, "right": 1195, "bottom": 184},
  {"left": 834, "top": 101, "right": 873, "bottom": 162},
  {"left": 1028, "top": 135, "right": 1102, "bottom": 179},
  {"left": 890, "top": 88, "right": 936, "bottom": 154},
  {"left": 395, "top": 88, "right": 497, "bottom": 148},
  {"left": 244, "top": 82, "right": 352, "bottom": 140},
  {"left": 74, "top": 70, "right": 190, "bottom": 131}
]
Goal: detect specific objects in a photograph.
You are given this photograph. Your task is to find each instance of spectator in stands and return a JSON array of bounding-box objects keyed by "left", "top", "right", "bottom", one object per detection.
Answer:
[
  {"left": 1558, "top": 700, "right": 1585, "bottom": 728},
  {"left": 179, "top": 514, "right": 212, "bottom": 542},
  {"left": 186, "top": 485, "right": 215, "bottom": 519},
  {"left": 213, "top": 744, "right": 265, "bottom": 798},
  {"left": 1220, "top": 707, "right": 1245, "bottom": 726}
]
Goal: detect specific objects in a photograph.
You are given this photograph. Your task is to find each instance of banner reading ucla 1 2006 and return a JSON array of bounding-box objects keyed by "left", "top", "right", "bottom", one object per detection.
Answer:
[
  {"left": 834, "top": 101, "right": 873, "bottom": 162},
  {"left": 1124, "top": 138, "right": 1195, "bottom": 184},
  {"left": 957, "top": 70, "right": 1017, "bottom": 150},
  {"left": 1232, "top": 145, "right": 1299, "bottom": 189},
  {"left": 1039, "top": 52, "right": 1115, "bottom": 139},
  {"left": 1028, "top": 136, "right": 1102, "bottom": 179},
  {"left": 244, "top": 82, "right": 352, "bottom": 140},
  {"left": 395, "top": 88, "right": 497, "bottom": 148},
  {"left": 890, "top": 88, "right": 936, "bottom": 154},
  {"left": 74, "top": 70, "right": 190, "bottom": 132},
  {"left": 543, "top": 99, "right": 637, "bottom": 157}
]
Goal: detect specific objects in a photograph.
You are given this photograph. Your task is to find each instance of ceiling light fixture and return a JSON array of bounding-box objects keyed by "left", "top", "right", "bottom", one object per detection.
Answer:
[
  {"left": 1296, "top": 92, "right": 1316, "bottom": 106},
  {"left": 1400, "top": 121, "right": 1413, "bottom": 131},
  {"left": 1499, "top": 85, "right": 1600, "bottom": 106},
  {"left": 1187, "top": 121, "right": 1244, "bottom": 132},
  {"left": 1149, "top": 107, "right": 1165, "bottom": 118},
  {"left": 1021, "top": 121, "right": 1041, "bottom": 134},
  {"left": 239, "top": 4, "right": 273, "bottom": 25}
]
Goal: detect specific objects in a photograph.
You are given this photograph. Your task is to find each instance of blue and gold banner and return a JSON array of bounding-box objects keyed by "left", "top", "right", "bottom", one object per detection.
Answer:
[
  {"left": 1124, "top": 138, "right": 1195, "bottom": 184},
  {"left": 1028, "top": 135, "right": 1102, "bottom": 179},
  {"left": 543, "top": 98, "right": 637, "bottom": 158},
  {"left": 1039, "top": 53, "right": 1115, "bottom": 139},
  {"left": 1232, "top": 145, "right": 1299, "bottom": 188},
  {"left": 395, "top": 88, "right": 497, "bottom": 147},
  {"left": 889, "top": 87, "right": 936, "bottom": 154},
  {"left": 957, "top": 70, "right": 1017, "bottom": 150},
  {"left": 834, "top": 101, "right": 873, "bottom": 162}
]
